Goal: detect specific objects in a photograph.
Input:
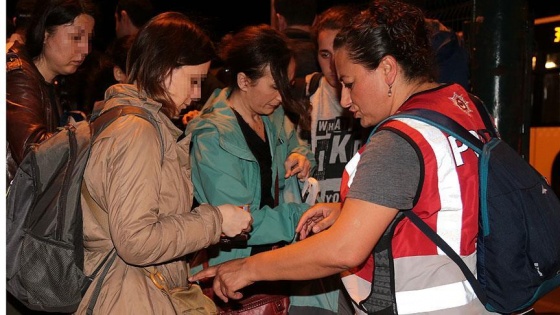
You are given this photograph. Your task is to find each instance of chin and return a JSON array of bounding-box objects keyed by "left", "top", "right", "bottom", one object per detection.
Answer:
[{"left": 360, "top": 119, "right": 373, "bottom": 128}]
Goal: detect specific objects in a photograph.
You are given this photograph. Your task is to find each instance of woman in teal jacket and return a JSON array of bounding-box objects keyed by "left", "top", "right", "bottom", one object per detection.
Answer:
[{"left": 186, "top": 25, "right": 316, "bottom": 270}]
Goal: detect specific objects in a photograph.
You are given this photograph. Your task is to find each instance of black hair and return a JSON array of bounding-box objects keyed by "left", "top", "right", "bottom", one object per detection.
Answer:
[
  {"left": 274, "top": 0, "right": 317, "bottom": 26},
  {"left": 83, "top": 34, "right": 135, "bottom": 110},
  {"left": 25, "top": 0, "right": 96, "bottom": 59},
  {"left": 115, "top": 0, "right": 154, "bottom": 29},
  {"left": 219, "top": 24, "right": 310, "bottom": 129},
  {"left": 13, "top": 0, "right": 37, "bottom": 30},
  {"left": 311, "top": 4, "right": 364, "bottom": 41},
  {"left": 333, "top": 0, "right": 437, "bottom": 82}
]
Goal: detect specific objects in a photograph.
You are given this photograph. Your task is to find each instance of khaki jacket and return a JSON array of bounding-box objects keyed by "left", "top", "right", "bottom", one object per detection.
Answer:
[{"left": 76, "top": 84, "right": 222, "bottom": 314}]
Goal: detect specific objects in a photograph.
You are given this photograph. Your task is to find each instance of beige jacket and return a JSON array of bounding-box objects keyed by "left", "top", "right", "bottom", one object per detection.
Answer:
[{"left": 76, "top": 84, "right": 222, "bottom": 314}]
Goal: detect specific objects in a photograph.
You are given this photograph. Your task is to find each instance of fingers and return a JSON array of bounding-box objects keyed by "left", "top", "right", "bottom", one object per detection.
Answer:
[
  {"left": 284, "top": 158, "right": 296, "bottom": 178},
  {"left": 311, "top": 220, "right": 329, "bottom": 234},
  {"left": 296, "top": 203, "right": 342, "bottom": 238},
  {"left": 296, "top": 206, "right": 323, "bottom": 239},
  {"left": 189, "top": 266, "right": 217, "bottom": 282},
  {"left": 284, "top": 154, "right": 311, "bottom": 179},
  {"left": 215, "top": 280, "right": 244, "bottom": 303},
  {"left": 182, "top": 110, "right": 200, "bottom": 126},
  {"left": 242, "top": 224, "right": 252, "bottom": 234},
  {"left": 213, "top": 281, "right": 229, "bottom": 303},
  {"left": 296, "top": 159, "right": 311, "bottom": 180},
  {"left": 297, "top": 224, "right": 312, "bottom": 240},
  {"left": 218, "top": 204, "right": 253, "bottom": 237}
]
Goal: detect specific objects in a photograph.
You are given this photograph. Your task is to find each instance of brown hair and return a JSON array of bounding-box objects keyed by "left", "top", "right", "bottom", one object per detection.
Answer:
[{"left": 127, "top": 12, "right": 215, "bottom": 118}]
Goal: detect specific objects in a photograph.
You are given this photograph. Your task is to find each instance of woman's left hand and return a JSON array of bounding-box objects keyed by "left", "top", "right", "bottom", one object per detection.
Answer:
[{"left": 284, "top": 153, "right": 311, "bottom": 180}]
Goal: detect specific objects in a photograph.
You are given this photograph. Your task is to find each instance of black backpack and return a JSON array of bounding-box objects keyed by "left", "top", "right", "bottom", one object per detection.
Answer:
[
  {"left": 366, "top": 96, "right": 560, "bottom": 314},
  {"left": 6, "top": 106, "right": 163, "bottom": 313}
]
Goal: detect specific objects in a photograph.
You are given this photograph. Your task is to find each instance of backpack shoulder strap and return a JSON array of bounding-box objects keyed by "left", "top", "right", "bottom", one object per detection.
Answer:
[
  {"left": 403, "top": 210, "right": 487, "bottom": 304},
  {"left": 90, "top": 106, "right": 164, "bottom": 163},
  {"left": 394, "top": 109, "right": 484, "bottom": 151},
  {"left": 468, "top": 93, "right": 499, "bottom": 138},
  {"left": 368, "top": 95, "right": 495, "bottom": 153}
]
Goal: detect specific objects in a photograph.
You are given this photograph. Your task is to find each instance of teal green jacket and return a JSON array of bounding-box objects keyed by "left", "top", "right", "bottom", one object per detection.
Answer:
[{"left": 186, "top": 88, "right": 316, "bottom": 268}]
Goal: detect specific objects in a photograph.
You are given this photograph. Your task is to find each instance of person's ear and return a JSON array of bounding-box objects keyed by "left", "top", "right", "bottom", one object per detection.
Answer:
[
  {"left": 276, "top": 13, "right": 287, "bottom": 31},
  {"left": 113, "top": 66, "right": 126, "bottom": 83},
  {"left": 237, "top": 72, "right": 250, "bottom": 91},
  {"left": 43, "top": 30, "right": 50, "bottom": 44},
  {"left": 311, "top": 15, "right": 318, "bottom": 27},
  {"left": 381, "top": 56, "right": 398, "bottom": 85},
  {"left": 119, "top": 10, "right": 130, "bottom": 24}
]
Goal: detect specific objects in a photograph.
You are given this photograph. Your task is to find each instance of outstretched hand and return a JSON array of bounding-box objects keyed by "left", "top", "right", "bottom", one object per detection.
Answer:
[
  {"left": 296, "top": 202, "right": 342, "bottom": 240},
  {"left": 189, "top": 258, "right": 254, "bottom": 303}
]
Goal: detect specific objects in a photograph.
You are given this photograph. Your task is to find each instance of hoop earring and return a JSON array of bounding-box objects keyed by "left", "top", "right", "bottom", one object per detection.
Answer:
[{"left": 388, "top": 84, "right": 393, "bottom": 97}]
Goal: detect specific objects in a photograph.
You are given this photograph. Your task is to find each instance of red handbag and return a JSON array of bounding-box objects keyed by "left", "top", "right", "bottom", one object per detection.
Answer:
[
  {"left": 201, "top": 175, "right": 290, "bottom": 315},
  {"left": 201, "top": 281, "right": 289, "bottom": 315},
  {"left": 215, "top": 293, "right": 289, "bottom": 315}
]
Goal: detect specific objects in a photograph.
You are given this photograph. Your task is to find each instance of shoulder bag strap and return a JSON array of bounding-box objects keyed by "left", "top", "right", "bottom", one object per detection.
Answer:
[
  {"left": 81, "top": 183, "right": 118, "bottom": 314},
  {"left": 85, "top": 250, "right": 118, "bottom": 315}
]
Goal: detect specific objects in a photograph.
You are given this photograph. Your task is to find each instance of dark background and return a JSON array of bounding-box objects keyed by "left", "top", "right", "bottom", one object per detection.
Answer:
[
  {"left": 6, "top": 0, "right": 560, "bottom": 57},
  {"left": 6, "top": 0, "right": 368, "bottom": 52}
]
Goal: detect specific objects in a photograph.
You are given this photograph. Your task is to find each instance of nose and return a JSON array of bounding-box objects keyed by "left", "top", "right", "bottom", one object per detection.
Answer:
[
  {"left": 340, "top": 88, "right": 352, "bottom": 108},
  {"left": 329, "top": 58, "right": 336, "bottom": 73},
  {"left": 76, "top": 38, "right": 90, "bottom": 58},
  {"left": 275, "top": 90, "right": 283, "bottom": 103},
  {"left": 191, "top": 84, "right": 202, "bottom": 100}
]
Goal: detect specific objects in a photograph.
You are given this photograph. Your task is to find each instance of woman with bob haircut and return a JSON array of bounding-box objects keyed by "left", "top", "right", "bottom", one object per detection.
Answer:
[{"left": 77, "top": 12, "right": 252, "bottom": 314}]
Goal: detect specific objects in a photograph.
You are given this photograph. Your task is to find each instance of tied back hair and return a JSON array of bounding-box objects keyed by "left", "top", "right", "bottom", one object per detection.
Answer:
[{"left": 333, "top": 0, "right": 437, "bottom": 83}]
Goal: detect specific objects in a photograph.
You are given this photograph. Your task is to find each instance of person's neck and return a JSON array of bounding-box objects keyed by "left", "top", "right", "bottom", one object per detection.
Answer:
[
  {"left": 33, "top": 56, "right": 56, "bottom": 83},
  {"left": 228, "top": 93, "right": 265, "bottom": 138},
  {"left": 394, "top": 80, "right": 440, "bottom": 111},
  {"left": 228, "top": 93, "right": 261, "bottom": 125},
  {"left": 286, "top": 24, "right": 312, "bottom": 33}
]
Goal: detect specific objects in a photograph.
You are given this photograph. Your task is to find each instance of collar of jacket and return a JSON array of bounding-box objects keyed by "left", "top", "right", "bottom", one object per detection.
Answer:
[
  {"left": 187, "top": 87, "right": 287, "bottom": 161},
  {"left": 102, "top": 84, "right": 183, "bottom": 140}
]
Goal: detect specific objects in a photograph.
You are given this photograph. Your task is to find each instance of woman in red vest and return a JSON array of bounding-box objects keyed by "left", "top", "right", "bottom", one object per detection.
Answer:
[{"left": 192, "top": 1, "right": 493, "bottom": 314}]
